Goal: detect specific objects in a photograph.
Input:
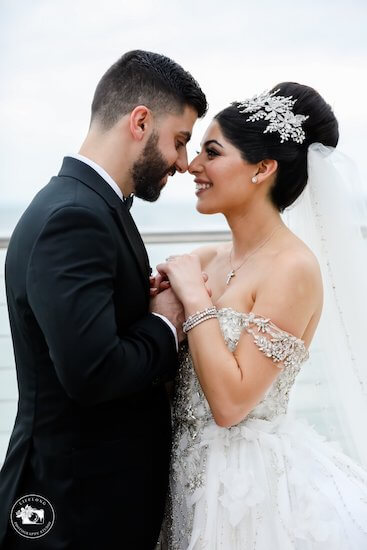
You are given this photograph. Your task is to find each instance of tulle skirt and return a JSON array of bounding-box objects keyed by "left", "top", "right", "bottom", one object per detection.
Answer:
[{"left": 160, "top": 415, "right": 367, "bottom": 549}]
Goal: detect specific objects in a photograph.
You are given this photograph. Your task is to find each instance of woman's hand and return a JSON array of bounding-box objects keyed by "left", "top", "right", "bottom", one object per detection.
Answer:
[{"left": 156, "top": 254, "right": 212, "bottom": 314}]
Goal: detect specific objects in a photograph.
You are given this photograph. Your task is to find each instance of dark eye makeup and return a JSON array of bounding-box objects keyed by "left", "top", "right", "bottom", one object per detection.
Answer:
[
  {"left": 195, "top": 146, "right": 221, "bottom": 158},
  {"left": 205, "top": 147, "right": 219, "bottom": 158}
]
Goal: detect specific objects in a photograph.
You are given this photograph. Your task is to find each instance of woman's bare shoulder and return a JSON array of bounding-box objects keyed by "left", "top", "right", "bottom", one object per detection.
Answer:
[
  {"left": 253, "top": 238, "right": 323, "bottom": 338},
  {"left": 269, "top": 236, "right": 323, "bottom": 301},
  {"left": 277, "top": 236, "right": 321, "bottom": 277}
]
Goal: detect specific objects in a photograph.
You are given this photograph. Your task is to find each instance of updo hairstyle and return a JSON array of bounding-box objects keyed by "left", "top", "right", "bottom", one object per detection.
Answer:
[{"left": 215, "top": 83, "right": 339, "bottom": 211}]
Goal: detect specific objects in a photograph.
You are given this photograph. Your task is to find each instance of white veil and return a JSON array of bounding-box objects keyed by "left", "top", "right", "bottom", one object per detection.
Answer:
[{"left": 284, "top": 143, "right": 367, "bottom": 468}]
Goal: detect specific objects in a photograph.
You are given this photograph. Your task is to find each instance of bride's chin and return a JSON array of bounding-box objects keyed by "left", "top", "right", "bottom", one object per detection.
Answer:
[{"left": 195, "top": 201, "right": 221, "bottom": 215}]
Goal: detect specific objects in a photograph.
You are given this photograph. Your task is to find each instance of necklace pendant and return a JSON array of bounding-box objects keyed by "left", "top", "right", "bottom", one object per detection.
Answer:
[{"left": 226, "top": 269, "right": 235, "bottom": 286}]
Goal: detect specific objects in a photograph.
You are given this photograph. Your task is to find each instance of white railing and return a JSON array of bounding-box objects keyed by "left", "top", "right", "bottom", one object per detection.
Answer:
[{"left": 1, "top": 231, "right": 231, "bottom": 249}]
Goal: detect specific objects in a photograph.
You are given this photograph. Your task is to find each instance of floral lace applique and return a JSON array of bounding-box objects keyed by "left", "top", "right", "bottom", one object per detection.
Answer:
[{"left": 240, "top": 310, "right": 309, "bottom": 369}]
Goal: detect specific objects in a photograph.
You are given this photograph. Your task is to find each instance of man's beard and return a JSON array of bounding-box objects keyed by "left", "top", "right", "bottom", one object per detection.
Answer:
[{"left": 131, "top": 132, "right": 176, "bottom": 202}]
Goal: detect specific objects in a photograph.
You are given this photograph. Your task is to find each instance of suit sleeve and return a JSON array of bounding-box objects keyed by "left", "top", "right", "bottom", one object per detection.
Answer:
[{"left": 26, "top": 206, "right": 178, "bottom": 405}]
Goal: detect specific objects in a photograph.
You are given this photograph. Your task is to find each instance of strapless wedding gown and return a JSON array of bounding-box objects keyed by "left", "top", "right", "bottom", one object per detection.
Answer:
[{"left": 158, "top": 308, "right": 367, "bottom": 549}]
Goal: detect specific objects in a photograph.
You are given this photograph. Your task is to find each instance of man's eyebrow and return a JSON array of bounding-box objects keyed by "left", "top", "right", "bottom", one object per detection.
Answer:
[
  {"left": 201, "top": 139, "right": 224, "bottom": 148},
  {"left": 179, "top": 131, "right": 191, "bottom": 143}
]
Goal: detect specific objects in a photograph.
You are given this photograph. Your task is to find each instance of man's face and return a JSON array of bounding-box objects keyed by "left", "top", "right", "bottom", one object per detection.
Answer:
[{"left": 132, "top": 106, "right": 198, "bottom": 202}]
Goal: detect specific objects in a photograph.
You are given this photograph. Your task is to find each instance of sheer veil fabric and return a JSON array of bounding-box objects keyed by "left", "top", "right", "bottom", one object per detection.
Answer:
[{"left": 284, "top": 143, "right": 367, "bottom": 467}]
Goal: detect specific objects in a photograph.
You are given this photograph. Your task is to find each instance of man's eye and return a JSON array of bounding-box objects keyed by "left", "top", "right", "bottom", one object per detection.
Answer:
[{"left": 176, "top": 141, "right": 185, "bottom": 149}]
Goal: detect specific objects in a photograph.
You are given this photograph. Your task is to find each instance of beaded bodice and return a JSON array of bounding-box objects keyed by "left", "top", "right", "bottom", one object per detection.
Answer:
[{"left": 173, "top": 308, "right": 309, "bottom": 435}]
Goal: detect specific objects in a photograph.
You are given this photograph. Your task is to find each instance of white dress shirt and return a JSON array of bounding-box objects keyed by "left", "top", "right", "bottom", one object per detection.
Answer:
[{"left": 68, "top": 153, "right": 178, "bottom": 350}]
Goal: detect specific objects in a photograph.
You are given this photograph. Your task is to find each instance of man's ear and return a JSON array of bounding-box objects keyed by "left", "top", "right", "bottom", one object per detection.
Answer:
[{"left": 129, "top": 105, "right": 152, "bottom": 141}]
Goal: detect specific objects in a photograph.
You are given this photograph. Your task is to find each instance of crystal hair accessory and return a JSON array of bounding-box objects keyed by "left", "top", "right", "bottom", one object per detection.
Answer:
[{"left": 236, "top": 89, "right": 309, "bottom": 144}]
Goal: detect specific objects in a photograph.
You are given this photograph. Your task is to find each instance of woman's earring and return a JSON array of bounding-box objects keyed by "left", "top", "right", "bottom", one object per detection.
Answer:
[{"left": 251, "top": 176, "right": 258, "bottom": 184}]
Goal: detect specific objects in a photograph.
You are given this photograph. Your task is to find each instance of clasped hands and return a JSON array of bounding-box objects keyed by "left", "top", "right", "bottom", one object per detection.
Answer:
[{"left": 149, "top": 254, "right": 212, "bottom": 343}]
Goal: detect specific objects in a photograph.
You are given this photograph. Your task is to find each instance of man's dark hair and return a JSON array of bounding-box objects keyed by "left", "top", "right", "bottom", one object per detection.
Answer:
[{"left": 91, "top": 50, "right": 207, "bottom": 129}]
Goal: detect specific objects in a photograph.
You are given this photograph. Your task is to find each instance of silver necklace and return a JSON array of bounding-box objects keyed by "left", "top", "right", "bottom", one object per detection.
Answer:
[{"left": 226, "top": 224, "right": 282, "bottom": 286}]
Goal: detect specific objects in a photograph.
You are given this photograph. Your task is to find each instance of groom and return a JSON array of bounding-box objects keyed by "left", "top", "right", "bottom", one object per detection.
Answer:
[{"left": 0, "top": 50, "right": 207, "bottom": 549}]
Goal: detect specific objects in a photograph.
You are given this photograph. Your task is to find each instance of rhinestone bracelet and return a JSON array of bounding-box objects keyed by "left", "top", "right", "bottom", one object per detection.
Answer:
[{"left": 182, "top": 307, "right": 218, "bottom": 334}]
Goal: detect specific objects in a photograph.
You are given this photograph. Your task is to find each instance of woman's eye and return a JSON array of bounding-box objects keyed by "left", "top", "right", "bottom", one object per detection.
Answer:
[{"left": 206, "top": 148, "right": 218, "bottom": 158}]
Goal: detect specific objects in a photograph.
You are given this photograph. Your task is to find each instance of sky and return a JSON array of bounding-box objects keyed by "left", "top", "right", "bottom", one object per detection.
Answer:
[{"left": 0, "top": 0, "right": 366, "bottom": 211}]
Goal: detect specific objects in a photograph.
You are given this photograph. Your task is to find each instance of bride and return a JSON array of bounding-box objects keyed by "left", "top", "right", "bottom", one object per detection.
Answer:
[{"left": 156, "top": 83, "right": 367, "bottom": 549}]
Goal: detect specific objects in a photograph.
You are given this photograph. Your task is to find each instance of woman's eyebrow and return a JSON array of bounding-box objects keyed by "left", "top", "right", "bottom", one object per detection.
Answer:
[{"left": 201, "top": 139, "right": 224, "bottom": 148}]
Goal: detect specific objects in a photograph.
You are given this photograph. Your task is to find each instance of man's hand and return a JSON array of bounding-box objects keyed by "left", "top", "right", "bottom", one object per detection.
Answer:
[
  {"left": 150, "top": 271, "right": 212, "bottom": 298},
  {"left": 149, "top": 275, "right": 170, "bottom": 297},
  {"left": 156, "top": 255, "right": 213, "bottom": 309},
  {"left": 150, "top": 287, "right": 186, "bottom": 343}
]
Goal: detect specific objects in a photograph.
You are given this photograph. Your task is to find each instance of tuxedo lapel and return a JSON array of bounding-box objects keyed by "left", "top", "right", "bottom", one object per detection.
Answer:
[
  {"left": 112, "top": 203, "right": 151, "bottom": 281},
  {"left": 58, "top": 157, "right": 151, "bottom": 290}
]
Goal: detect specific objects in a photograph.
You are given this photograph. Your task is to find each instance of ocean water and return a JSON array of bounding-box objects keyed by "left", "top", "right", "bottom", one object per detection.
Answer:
[{"left": 0, "top": 198, "right": 227, "bottom": 236}]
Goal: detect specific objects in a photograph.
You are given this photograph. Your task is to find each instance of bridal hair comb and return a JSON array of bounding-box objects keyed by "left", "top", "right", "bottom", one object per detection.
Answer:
[{"left": 236, "top": 89, "right": 309, "bottom": 144}]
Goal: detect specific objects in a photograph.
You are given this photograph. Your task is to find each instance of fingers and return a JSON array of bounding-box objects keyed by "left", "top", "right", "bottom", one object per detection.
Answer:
[
  {"left": 159, "top": 280, "right": 171, "bottom": 291},
  {"left": 149, "top": 276, "right": 158, "bottom": 297},
  {"left": 154, "top": 272, "right": 165, "bottom": 287},
  {"left": 156, "top": 262, "right": 169, "bottom": 276},
  {"left": 151, "top": 271, "right": 170, "bottom": 294},
  {"left": 149, "top": 278, "right": 171, "bottom": 298}
]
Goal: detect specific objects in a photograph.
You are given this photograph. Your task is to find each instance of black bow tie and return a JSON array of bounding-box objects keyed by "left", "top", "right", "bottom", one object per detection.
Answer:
[{"left": 123, "top": 194, "right": 134, "bottom": 210}]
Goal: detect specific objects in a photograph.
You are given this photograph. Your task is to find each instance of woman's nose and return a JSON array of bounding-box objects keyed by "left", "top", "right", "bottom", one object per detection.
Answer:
[{"left": 188, "top": 155, "right": 201, "bottom": 175}]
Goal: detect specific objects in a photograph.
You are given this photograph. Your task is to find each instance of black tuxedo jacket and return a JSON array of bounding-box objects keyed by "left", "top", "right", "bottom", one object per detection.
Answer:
[{"left": 0, "top": 157, "right": 178, "bottom": 549}]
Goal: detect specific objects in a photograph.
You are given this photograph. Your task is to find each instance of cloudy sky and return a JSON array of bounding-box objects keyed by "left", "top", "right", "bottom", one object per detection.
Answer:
[{"left": 1, "top": 0, "right": 366, "bottom": 210}]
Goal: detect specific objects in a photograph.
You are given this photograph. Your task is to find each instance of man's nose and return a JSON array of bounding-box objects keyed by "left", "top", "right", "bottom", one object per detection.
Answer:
[
  {"left": 175, "top": 150, "right": 189, "bottom": 173},
  {"left": 175, "top": 163, "right": 187, "bottom": 174}
]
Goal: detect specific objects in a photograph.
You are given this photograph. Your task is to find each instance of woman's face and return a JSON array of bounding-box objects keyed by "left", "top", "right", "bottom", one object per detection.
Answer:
[{"left": 189, "top": 120, "right": 258, "bottom": 215}]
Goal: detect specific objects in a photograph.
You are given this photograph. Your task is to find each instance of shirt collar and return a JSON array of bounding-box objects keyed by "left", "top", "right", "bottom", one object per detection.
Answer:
[{"left": 69, "top": 153, "right": 124, "bottom": 201}]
